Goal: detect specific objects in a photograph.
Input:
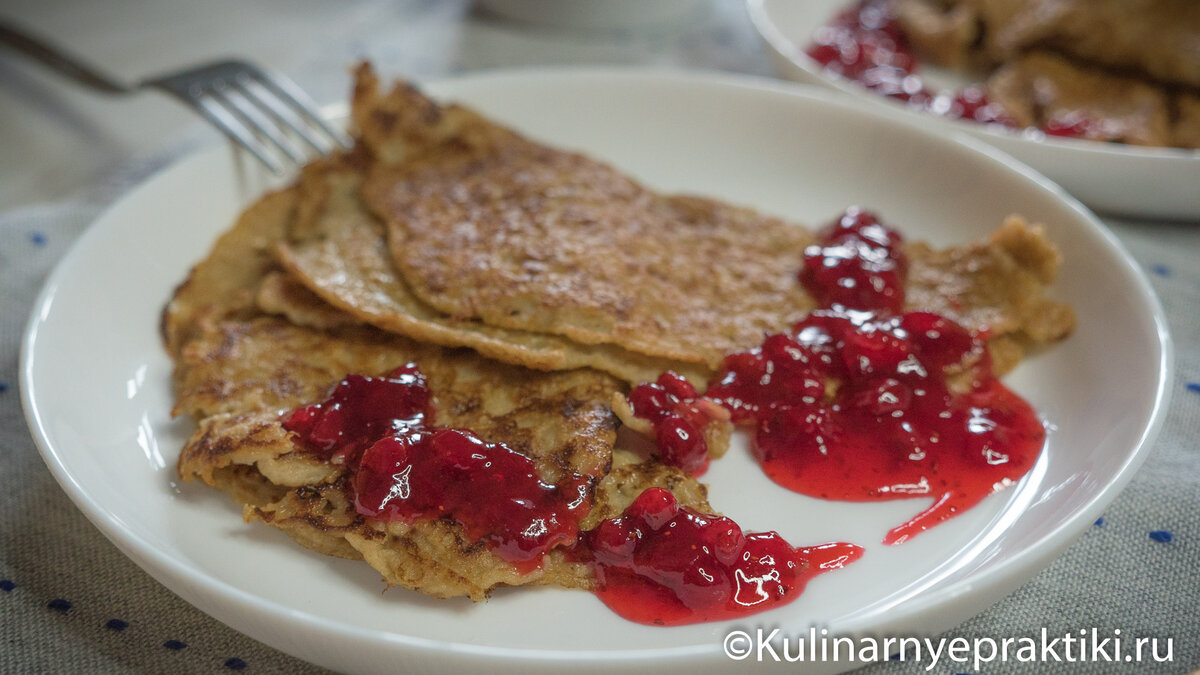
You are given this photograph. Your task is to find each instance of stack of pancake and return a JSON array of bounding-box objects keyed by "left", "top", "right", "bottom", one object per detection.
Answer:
[
  {"left": 892, "top": 0, "right": 1200, "bottom": 147},
  {"left": 165, "top": 63, "right": 1074, "bottom": 601}
]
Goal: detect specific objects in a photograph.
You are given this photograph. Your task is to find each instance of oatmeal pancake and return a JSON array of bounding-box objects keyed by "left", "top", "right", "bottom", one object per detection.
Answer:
[
  {"left": 276, "top": 157, "right": 712, "bottom": 385},
  {"left": 354, "top": 67, "right": 1071, "bottom": 372},
  {"left": 161, "top": 186, "right": 297, "bottom": 358},
  {"left": 355, "top": 66, "right": 817, "bottom": 368},
  {"left": 177, "top": 317, "right": 626, "bottom": 599},
  {"left": 176, "top": 335, "right": 715, "bottom": 600}
]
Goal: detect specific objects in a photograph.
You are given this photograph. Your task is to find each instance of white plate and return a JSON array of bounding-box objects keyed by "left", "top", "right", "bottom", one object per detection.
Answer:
[
  {"left": 22, "top": 70, "right": 1170, "bottom": 674},
  {"left": 747, "top": 0, "right": 1200, "bottom": 221}
]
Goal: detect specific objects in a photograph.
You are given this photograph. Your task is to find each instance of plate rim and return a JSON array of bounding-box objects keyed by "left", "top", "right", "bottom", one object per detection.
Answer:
[{"left": 19, "top": 65, "right": 1174, "bottom": 668}]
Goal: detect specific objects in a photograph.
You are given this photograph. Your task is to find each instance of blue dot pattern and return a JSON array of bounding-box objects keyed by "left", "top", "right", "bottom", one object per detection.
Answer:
[
  {"left": 1151, "top": 264, "right": 1170, "bottom": 277},
  {"left": 0, "top": 381, "right": 8, "bottom": 393},
  {"left": 47, "top": 598, "right": 72, "bottom": 613},
  {"left": 0, "top": 579, "right": 14, "bottom": 591},
  {"left": 29, "top": 232, "right": 47, "bottom": 246},
  {"left": 1149, "top": 530, "right": 1173, "bottom": 543},
  {"left": 105, "top": 618, "right": 128, "bottom": 631},
  {"left": 1186, "top": 383, "right": 1200, "bottom": 395},
  {"left": 163, "top": 640, "right": 187, "bottom": 651},
  {"left": 1094, "top": 517, "right": 1104, "bottom": 526},
  {"left": 225, "top": 657, "right": 248, "bottom": 670}
]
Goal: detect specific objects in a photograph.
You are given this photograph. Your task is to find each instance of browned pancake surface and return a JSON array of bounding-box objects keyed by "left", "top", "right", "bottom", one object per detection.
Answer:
[
  {"left": 277, "top": 157, "right": 712, "bottom": 385},
  {"left": 353, "top": 70, "right": 816, "bottom": 368}
]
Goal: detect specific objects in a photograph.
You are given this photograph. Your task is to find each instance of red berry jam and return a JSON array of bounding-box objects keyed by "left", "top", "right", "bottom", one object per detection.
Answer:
[
  {"left": 354, "top": 429, "right": 591, "bottom": 571},
  {"left": 577, "top": 488, "right": 862, "bottom": 626},
  {"left": 284, "top": 364, "right": 589, "bottom": 570},
  {"left": 798, "top": 206, "right": 906, "bottom": 313},
  {"left": 806, "top": 0, "right": 1017, "bottom": 129},
  {"left": 711, "top": 209, "right": 1045, "bottom": 544},
  {"left": 1040, "top": 113, "right": 1098, "bottom": 139},
  {"left": 283, "top": 363, "right": 431, "bottom": 462},
  {"left": 626, "top": 372, "right": 729, "bottom": 475}
]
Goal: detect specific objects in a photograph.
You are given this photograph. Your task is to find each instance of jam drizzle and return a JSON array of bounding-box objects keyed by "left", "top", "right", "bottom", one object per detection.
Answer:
[
  {"left": 576, "top": 488, "right": 862, "bottom": 626},
  {"left": 284, "top": 364, "right": 590, "bottom": 570},
  {"left": 354, "top": 430, "right": 590, "bottom": 570},
  {"left": 704, "top": 208, "right": 1046, "bottom": 544},
  {"left": 806, "top": 0, "right": 1016, "bottom": 129}
]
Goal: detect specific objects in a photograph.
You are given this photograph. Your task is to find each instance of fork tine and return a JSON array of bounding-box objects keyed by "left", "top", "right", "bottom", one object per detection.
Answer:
[
  {"left": 248, "top": 66, "right": 352, "bottom": 150},
  {"left": 189, "top": 88, "right": 285, "bottom": 174},
  {"left": 212, "top": 81, "right": 308, "bottom": 164},
  {"left": 236, "top": 76, "right": 334, "bottom": 155}
]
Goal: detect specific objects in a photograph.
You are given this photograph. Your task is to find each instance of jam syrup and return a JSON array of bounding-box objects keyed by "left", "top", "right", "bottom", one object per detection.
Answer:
[
  {"left": 706, "top": 208, "right": 1045, "bottom": 544},
  {"left": 284, "top": 364, "right": 590, "bottom": 571},
  {"left": 576, "top": 488, "right": 862, "bottom": 625}
]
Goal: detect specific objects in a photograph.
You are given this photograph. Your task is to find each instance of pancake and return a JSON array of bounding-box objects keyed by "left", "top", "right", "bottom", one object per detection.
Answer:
[
  {"left": 176, "top": 318, "right": 629, "bottom": 600},
  {"left": 986, "top": 52, "right": 1172, "bottom": 147},
  {"left": 905, "top": 215, "right": 1075, "bottom": 376},
  {"left": 161, "top": 186, "right": 297, "bottom": 359},
  {"left": 354, "top": 66, "right": 817, "bottom": 368},
  {"left": 890, "top": 0, "right": 1200, "bottom": 148},
  {"left": 175, "top": 321, "right": 714, "bottom": 600},
  {"left": 181, "top": 415, "right": 712, "bottom": 600},
  {"left": 276, "top": 156, "right": 712, "bottom": 386},
  {"left": 353, "top": 66, "right": 1071, "bottom": 373}
]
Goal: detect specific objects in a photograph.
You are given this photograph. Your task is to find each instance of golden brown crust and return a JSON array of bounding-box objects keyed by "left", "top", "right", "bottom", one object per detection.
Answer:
[{"left": 352, "top": 70, "right": 817, "bottom": 369}]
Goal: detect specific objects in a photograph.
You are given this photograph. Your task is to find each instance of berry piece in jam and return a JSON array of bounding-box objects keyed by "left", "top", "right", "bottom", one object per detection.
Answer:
[
  {"left": 579, "top": 488, "right": 862, "bottom": 626},
  {"left": 706, "top": 333, "right": 827, "bottom": 424},
  {"left": 353, "top": 428, "right": 591, "bottom": 571},
  {"left": 799, "top": 208, "right": 906, "bottom": 314},
  {"left": 283, "top": 363, "right": 431, "bottom": 462},
  {"left": 624, "top": 372, "right": 731, "bottom": 475}
]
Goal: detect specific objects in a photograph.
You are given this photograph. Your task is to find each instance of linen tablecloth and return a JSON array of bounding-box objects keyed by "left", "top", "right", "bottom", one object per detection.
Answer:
[{"left": 1, "top": 1, "right": 1196, "bottom": 672}]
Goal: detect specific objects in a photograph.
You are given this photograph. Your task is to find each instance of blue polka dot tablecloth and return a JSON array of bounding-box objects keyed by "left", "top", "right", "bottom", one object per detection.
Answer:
[{"left": 1, "top": 3, "right": 1198, "bottom": 674}]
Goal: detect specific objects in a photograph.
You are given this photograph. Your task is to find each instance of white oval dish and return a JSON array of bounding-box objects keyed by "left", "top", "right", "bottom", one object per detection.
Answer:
[
  {"left": 22, "top": 69, "right": 1170, "bottom": 674},
  {"left": 746, "top": 0, "right": 1200, "bottom": 221}
]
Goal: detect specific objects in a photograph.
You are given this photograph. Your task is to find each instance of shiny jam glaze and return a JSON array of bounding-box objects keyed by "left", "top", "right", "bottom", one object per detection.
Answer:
[
  {"left": 798, "top": 207, "right": 906, "bottom": 314},
  {"left": 354, "top": 429, "right": 591, "bottom": 570},
  {"left": 283, "top": 363, "right": 431, "bottom": 462},
  {"left": 806, "top": 0, "right": 1016, "bottom": 128},
  {"left": 577, "top": 488, "right": 862, "bottom": 625},
  {"left": 284, "top": 364, "right": 589, "bottom": 570},
  {"left": 708, "top": 209, "right": 1045, "bottom": 544},
  {"left": 626, "top": 372, "right": 728, "bottom": 475}
]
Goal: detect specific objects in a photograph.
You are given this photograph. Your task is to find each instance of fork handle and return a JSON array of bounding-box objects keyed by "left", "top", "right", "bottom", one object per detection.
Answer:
[{"left": 0, "top": 18, "right": 131, "bottom": 94}]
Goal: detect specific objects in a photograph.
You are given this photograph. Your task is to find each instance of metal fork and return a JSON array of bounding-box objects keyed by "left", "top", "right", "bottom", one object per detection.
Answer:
[{"left": 0, "top": 18, "right": 350, "bottom": 174}]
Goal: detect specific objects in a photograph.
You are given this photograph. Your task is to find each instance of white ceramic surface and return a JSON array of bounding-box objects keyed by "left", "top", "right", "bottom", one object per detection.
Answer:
[
  {"left": 746, "top": 0, "right": 1200, "bottom": 221},
  {"left": 22, "top": 70, "right": 1170, "bottom": 674}
]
